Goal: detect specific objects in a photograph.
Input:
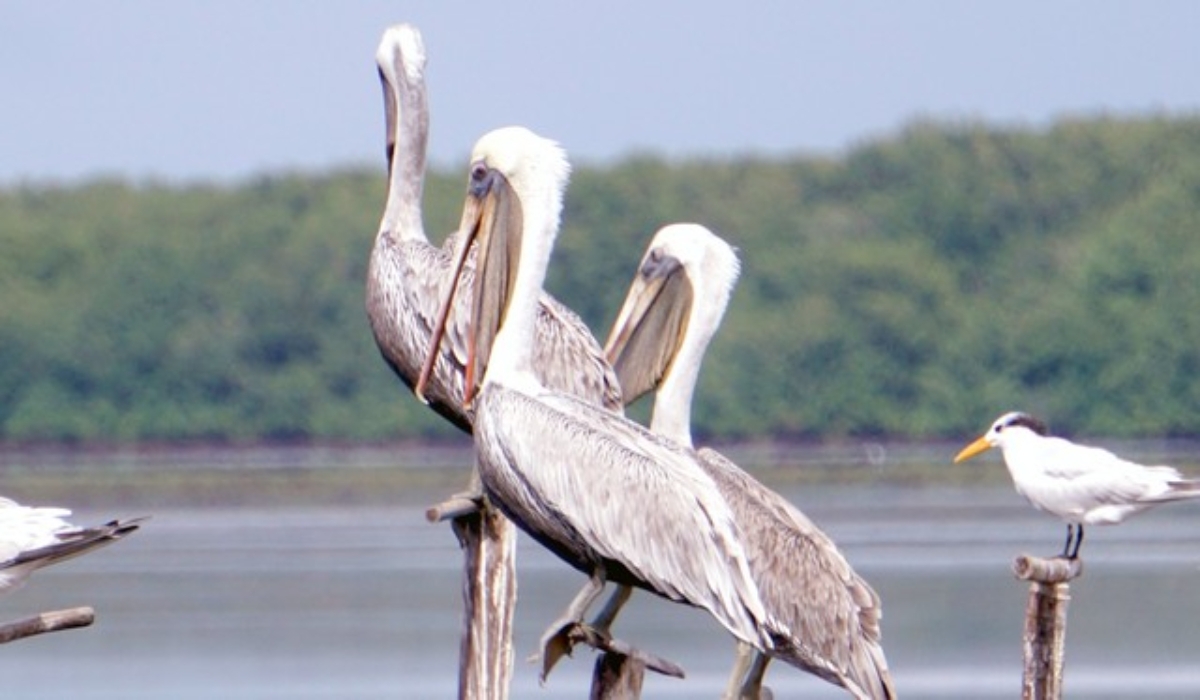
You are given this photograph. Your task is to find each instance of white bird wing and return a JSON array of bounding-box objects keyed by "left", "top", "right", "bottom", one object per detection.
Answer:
[
  {"left": 1036, "top": 438, "right": 1184, "bottom": 505},
  {"left": 0, "top": 501, "right": 144, "bottom": 594},
  {"left": 0, "top": 500, "right": 75, "bottom": 562},
  {"left": 477, "top": 386, "right": 768, "bottom": 648}
]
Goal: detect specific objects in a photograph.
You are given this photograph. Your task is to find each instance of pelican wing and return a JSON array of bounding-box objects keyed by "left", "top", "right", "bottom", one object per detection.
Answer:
[
  {"left": 534, "top": 299, "right": 623, "bottom": 413},
  {"left": 698, "top": 447, "right": 894, "bottom": 698},
  {"left": 476, "top": 385, "right": 768, "bottom": 649},
  {"left": 372, "top": 235, "right": 620, "bottom": 425},
  {"left": 367, "top": 237, "right": 473, "bottom": 429}
]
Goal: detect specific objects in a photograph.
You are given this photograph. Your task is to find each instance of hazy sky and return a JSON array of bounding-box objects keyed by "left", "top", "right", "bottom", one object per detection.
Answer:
[{"left": 3, "top": 1, "right": 1197, "bottom": 184}]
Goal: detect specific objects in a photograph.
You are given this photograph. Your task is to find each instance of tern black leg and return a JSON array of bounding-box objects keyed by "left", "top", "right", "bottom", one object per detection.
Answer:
[
  {"left": 1060, "top": 524, "right": 1074, "bottom": 558},
  {"left": 1069, "top": 525, "right": 1084, "bottom": 559}
]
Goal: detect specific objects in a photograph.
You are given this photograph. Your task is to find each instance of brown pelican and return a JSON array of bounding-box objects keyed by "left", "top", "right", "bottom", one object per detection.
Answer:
[
  {"left": 417, "top": 127, "right": 780, "bottom": 680},
  {"left": 366, "top": 27, "right": 623, "bottom": 697},
  {"left": 0, "top": 497, "right": 143, "bottom": 595},
  {"left": 956, "top": 411, "right": 1200, "bottom": 559},
  {"left": 365, "top": 24, "right": 620, "bottom": 432},
  {"left": 604, "top": 223, "right": 895, "bottom": 699}
]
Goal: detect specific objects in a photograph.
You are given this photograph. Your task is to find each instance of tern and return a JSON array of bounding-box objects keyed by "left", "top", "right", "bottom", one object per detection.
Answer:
[
  {"left": 954, "top": 411, "right": 1200, "bottom": 558},
  {"left": 0, "top": 498, "right": 143, "bottom": 594}
]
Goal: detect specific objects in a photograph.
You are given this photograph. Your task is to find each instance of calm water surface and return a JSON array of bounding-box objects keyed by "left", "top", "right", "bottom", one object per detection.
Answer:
[{"left": 3, "top": 445, "right": 1200, "bottom": 698}]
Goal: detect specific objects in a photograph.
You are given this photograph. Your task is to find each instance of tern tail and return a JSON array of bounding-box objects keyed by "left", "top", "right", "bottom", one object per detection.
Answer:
[{"left": 1148, "top": 477, "right": 1200, "bottom": 503}]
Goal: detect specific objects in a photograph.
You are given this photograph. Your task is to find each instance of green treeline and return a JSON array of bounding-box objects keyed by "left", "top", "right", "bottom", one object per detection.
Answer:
[{"left": 4, "top": 116, "right": 1200, "bottom": 444}]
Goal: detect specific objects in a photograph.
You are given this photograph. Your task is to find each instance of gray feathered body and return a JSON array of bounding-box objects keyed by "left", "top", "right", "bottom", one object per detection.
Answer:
[
  {"left": 473, "top": 384, "right": 770, "bottom": 651},
  {"left": 698, "top": 449, "right": 895, "bottom": 699},
  {"left": 365, "top": 234, "right": 622, "bottom": 432}
]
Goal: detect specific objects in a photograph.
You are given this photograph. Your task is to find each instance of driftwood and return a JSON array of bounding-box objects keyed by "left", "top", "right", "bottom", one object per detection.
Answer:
[
  {"left": 1014, "top": 554, "right": 1083, "bottom": 700},
  {"left": 0, "top": 606, "right": 95, "bottom": 644}
]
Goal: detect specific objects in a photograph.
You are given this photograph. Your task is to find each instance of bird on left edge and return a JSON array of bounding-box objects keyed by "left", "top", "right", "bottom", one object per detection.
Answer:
[{"left": 0, "top": 497, "right": 144, "bottom": 595}]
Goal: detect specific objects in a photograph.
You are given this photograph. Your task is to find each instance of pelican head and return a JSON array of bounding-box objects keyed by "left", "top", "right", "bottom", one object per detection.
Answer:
[
  {"left": 416, "top": 127, "right": 570, "bottom": 404},
  {"left": 954, "top": 411, "right": 1050, "bottom": 463},
  {"left": 604, "top": 223, "right": 740, "bottom": 407},
  {"left": 375, "top": 23, "right": 429, "bottom": 240}
]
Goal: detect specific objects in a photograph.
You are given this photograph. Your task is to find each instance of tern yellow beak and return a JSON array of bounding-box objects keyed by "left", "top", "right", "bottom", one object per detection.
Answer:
[{"left": 953, "top": 435, "right": 993, "bottom": 463}]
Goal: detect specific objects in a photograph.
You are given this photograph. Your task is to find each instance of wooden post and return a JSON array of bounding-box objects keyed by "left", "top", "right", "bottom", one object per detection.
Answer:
[
  {"left": 428, "top": 483, "right": 683, "bottom": 700},
  {"left": 1014, "top": 555, "right": 1083, "bottom": 700},
  {"left": 591, "top": 652, "right": 645, "bottom": 700},
  {"left": 562, "top": 620, "right": 683, "bottom": 698},
  {"left": 428, "top": 478, "right": 516, "bottom": 700},
  {"left": 0, "top": 606, "right": 95, "bottom": 644}
]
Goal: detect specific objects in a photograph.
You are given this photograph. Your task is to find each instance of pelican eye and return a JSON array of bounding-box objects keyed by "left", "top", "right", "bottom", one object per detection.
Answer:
[
  {"left": 468, "top": 163, "right": 492, "bottom": 197},
  {"left": 640, "top": 249, "right": 663, "bottom": 278}
]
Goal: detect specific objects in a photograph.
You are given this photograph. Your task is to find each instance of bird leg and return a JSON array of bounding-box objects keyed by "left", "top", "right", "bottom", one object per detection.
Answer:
[
  {"left": 1059, "top": 524, "right": 1074, "bottom": 559},
  {"left": 539, "top": 581, "right": 687, "bottom": 681},
  {"left": 724, "top": 643, "right": 773, "bottom": 700},
  {"left": 588, "top": 583, "right": 632, "bottom": 633},
  {"left": 1057, "top": 523, "right": 1086, "bottom": 560},
  {"left": 721, "top": 642, "right": 755, "bottom": 699},
  {"left": 534, "top": 571, "right": 607, "bottom": 682}
]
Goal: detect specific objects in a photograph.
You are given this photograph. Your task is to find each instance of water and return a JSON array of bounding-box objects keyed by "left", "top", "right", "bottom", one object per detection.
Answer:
[{"left": 3, "top": 446, "right": 1200, "bottom": 698}]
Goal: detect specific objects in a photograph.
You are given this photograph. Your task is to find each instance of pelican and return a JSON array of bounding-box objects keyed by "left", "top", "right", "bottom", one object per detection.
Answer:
[
  {"left": 955, "top": 411, "right": 1200, "bottom": 558},
  {"left": 418, "top": 127, "right": 780, "bottom": 681},
  {"left": 365, "top": 25, "right": 620, "bottom": 432},
  {"left": 604, "top": 223, "right": 895, "bottom": 700},
  {"left": 0, "top": 498, "right": 143, "bottom": 595}
]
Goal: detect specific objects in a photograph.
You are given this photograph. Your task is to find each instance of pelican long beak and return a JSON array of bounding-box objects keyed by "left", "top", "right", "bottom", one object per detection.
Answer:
[
  {"left": 953, "top": 435, "right": 993, "bottom": 463},
  {"left": 415, "top": 166, "right": 521, "bottom": 407},
  {"left": 603, "top": 252, "right": 691, "bottom": 406}
]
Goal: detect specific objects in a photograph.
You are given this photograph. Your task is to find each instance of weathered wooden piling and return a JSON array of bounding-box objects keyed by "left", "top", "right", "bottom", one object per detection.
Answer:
[
  {"left": 428, "top": 482, "right": 516, "bottom": 700},
  {"left": 1014, "top": 554, "right": 1083, "bottom": 700},
  {"left": 428, "top": 477, "right": 681, "bottom": 700},
  {"left": 591, "top": 652, "right": 645, "bottom": 699}
]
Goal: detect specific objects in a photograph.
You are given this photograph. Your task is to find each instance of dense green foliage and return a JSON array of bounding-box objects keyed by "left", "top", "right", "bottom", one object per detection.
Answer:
[{"left": 4, "top": 116, "right": 1200, "bottom": 443}]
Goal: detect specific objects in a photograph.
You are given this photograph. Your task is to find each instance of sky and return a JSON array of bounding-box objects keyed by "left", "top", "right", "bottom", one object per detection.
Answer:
[{"left": 3, "top": 1, "right": 1198, "bottom": 184}]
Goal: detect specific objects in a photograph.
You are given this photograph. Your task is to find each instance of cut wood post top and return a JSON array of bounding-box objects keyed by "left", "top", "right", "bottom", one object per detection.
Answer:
[{"left": 1014, "top": 555, "right": 1083, "bottom": 584}]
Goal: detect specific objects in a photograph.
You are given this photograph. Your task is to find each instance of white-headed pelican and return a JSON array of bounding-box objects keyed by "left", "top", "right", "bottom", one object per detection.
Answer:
[
  {"left": 605, "top": 223, "right": 895, "bottom": 700},
  {"left": 956, "top": 411, "right": 1200, "bottom": 558},
  {"left": 0, "top": 498, "right": 142, "bottom": 595},
  {"left": 365, "top": 26, "right": 620, "bottom": 432},
  {"left": 418, "top": 127, "right": 779, "bottom": 682}
]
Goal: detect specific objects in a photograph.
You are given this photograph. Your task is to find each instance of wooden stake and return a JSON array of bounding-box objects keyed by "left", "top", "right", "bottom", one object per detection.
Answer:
[
  {"left": 430, "top": 474, "right": 517, "bottom": 700},
  {"left": 591, "top": 652, "right": 645, "bottom": 700},
  {"left": 0, "top": 606, "right": 95, "bottom": 644},
  {"left": 429, "top": 480, "right": 683, "bottom": 700},
  {"left": 1014, "top": 555, "right": 1082, "bottom": 700}
]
